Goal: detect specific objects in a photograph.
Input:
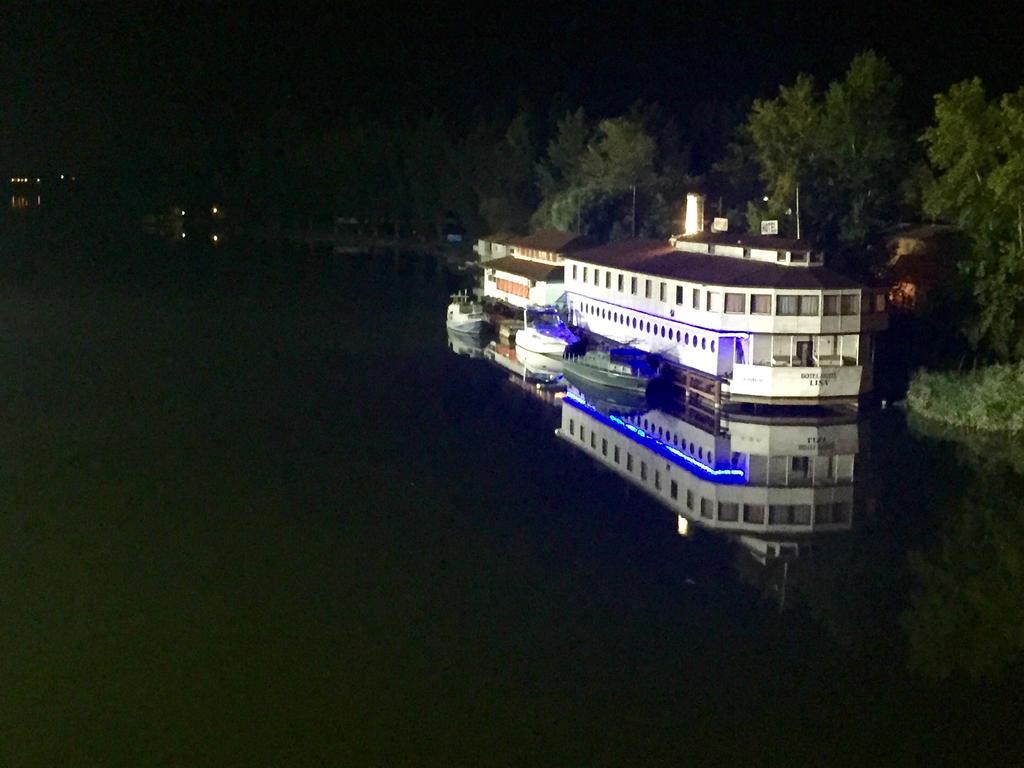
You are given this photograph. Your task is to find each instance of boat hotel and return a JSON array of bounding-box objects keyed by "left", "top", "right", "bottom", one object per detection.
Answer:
[{"left": 562, "top": 197, "right": 888, "bottom": 407}]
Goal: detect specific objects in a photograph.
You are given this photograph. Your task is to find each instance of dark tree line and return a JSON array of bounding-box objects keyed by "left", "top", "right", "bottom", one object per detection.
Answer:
[{"left": 192, "top": 51, "right": 1024, "bottom": 364}]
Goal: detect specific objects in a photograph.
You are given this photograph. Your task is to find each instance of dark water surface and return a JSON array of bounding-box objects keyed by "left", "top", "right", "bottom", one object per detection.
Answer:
[{"left": 0, "top": 239, "right": 1020, "bottom": 766}]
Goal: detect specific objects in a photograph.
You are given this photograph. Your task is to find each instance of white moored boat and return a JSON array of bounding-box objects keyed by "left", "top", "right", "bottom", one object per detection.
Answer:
[
  {"left": 514, "top": 306, "right": 580, "bottom": 359},
  {"left": 446, "top": 293, "right": 489, "bottom": 334}
]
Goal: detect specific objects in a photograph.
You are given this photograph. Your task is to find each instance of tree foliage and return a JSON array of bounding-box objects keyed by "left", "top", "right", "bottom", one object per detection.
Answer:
[
  {"left": 730, "top": 51, "right": 909, "bottom": 248},
  {"left": 922, "top": 79, "right": 1024, "bottom": 360}
]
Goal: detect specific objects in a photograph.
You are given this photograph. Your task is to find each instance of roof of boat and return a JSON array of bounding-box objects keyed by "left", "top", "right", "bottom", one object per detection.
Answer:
[
  {"left": 485, "top": 255, "right": 565, "bottom": 282},
  {"left": 567, "top": 239, "right": 864, "bottom": 290},
  {"left": 512, "top": 229, "right": 593, "bottom": 254}
]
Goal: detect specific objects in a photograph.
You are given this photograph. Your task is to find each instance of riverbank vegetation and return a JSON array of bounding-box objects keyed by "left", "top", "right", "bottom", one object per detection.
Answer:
[{"left": 907, "top": 364, "right": 1024, "bottom": 433}]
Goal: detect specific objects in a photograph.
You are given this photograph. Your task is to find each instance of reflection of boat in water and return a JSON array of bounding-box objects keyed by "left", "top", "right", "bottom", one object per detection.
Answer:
[
  {"left": 563, "top": 348, "right": 659, "bottom": 395},
  {"left": 446, "top": 293, "right": 489, "bottom": 334},
  {"left": 485, "top": 342, "right": 564, "bottom": 386},
  {"left": 564, "top": 381, "right": 648, "bottom": 416},
  {"left": 515, "top": 306, "right": 579, "bottom": 359},
  {"left": 447, "top": 328, "right": 489, "bottom": 358},
  {"left": 515, "top": 345, "right": 567, "bottom": 378},
  {"left": 556, "top": 388, "right": 864, "bottom": 563}
]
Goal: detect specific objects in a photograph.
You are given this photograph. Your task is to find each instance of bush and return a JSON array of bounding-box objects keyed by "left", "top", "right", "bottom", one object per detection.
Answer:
[{"left": 906, "top": 363, "right": 1024, "bottom": 433}]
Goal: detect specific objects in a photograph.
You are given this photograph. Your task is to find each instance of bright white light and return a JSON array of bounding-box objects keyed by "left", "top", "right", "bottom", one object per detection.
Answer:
[
  {"left": 60, "top": 174, "right": 65, "bottom": 180},
  {"left": 212, "top": 234, "right": 219, "bottom": 242},
  {"left": 181, "top": 210, "right": 185, "bottom": 216},
  {"left": 677, "top": 516, "right": 690, "bottom": 536},
  {"left": 211, "top": 206, "right": 218, "bottom": 214},
  {"left": 763, "top": 196, "right": 769, "bottom": 202},
  {"left": 684, "top": 193, "right": 704, "bottom": 235},
  {"left": 181, "top": 232, "right": 186, "bottom": 238}
]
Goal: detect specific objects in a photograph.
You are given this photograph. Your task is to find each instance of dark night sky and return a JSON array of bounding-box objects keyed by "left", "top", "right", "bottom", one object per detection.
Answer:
[{"left": 2, "top": 1, "right": 1023, "bottom": 174}]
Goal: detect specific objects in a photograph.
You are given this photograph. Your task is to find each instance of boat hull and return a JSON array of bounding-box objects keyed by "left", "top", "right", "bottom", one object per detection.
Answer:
[
  {"left": 563, "top": 358, "right": 652, "bottom": 394},
  {"left": 515, "top": 327, "right": 571, "bottom": 358},
  {"left": 446, "top": 317, "right": 489, "bottom": 334}
]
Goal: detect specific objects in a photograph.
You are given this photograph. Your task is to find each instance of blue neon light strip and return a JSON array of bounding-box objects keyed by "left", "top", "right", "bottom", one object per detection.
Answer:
[
  {"left": 563, "top": 391, "right": 746, "bottom": 484},
  {"left": 565, "top": 290, "right": 750, "bottom": 338}
]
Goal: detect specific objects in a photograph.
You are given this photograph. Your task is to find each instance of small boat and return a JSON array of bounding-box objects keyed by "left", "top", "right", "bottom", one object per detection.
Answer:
[
  {"left": 515, "top": 306, "right": 579, "bottom": 359},
  {"left": 446, "top": 293, "right": 489, "bottom": 334},
  {"left": 563, "top": 348, "right": 660, "bottom": 394}
]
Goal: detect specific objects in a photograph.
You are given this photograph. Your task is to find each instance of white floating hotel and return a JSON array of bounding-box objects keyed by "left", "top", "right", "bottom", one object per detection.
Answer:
[
  {"left": 556, "top": 388, "right": 865, "bottom": 563},
  {"left": 563, "top": 199, "right": 888, "bottom": 407}
]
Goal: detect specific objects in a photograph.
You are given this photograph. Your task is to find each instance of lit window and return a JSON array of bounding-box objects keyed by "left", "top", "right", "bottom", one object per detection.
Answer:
[
  {"left": 776, "top": 295, "right": 799, "bottom": 315},
  {"left": 799, "top": 296, "right": 819, "bottom": 316},
  {"left": 751, "top": 294, "right": 771, "bottom": 314},
  {"left": 631, "top": 277, "right": 638, "bottom": 295},
  {"left": 692, "top": 288, "right": 700, "bottom": 309},
  {"left": 659, "top": 282, "right": 666, "bottom": 302},
  {"left": 724, "top": 293, "right": 746, "bottom": 313}
]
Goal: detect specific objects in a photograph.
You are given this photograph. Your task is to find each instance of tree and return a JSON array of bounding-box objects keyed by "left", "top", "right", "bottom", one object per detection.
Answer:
[
  {"left": 922, "top": 79, "right": 1024, "bottom": 360},
  {"left": 728, "top": 51, "right": 909, "bottom": 248}
]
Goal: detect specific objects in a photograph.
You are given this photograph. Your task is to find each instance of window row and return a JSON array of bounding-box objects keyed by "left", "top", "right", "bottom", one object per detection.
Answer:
[
  {"left": 570, "top": 263, "right": 883, "bottom": 316},
  {"left": 576, "top": 301, "right": 717, "bottom": 353}
]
